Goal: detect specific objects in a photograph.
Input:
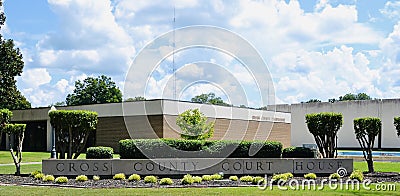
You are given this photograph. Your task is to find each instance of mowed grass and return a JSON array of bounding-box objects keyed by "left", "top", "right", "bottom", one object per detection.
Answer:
[
  {"left": 353, "top": 161, "right": 400, "bottom": 173},
  {"left": 0, "top": 184, "right": 399, "bottom": 196},
  {"left": 0, "top": 151, "right": 51, "bottom": 164}
]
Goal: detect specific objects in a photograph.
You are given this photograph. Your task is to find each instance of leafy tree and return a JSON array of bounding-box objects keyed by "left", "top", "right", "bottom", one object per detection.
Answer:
[
  {"left": 0, "top": 109, "right": 26, "bottom": 175},
  {"left": 305, "top": 99, "right": 321, "bottom": 103},
  {"left": 305, "top": 112, "right": 343, "bottom": 158},
  {"left": 191, "top": 93, "right": 230, "bottom": 106},
  {"left": 125, "top": 96, "right": 146, "bottom": 102},
  {"left": 339, "top": 93, "right": 372, "bottom": 101},
  {"left": 2, "top": 124, "right": 26, "bottom": 175},
  {"left": 66, "top": 75, "right": 122, "bottom": 106},
  {"left": 353, "top": 117, "right": 381, "bottom": 173},
  {"left": 49, "top": 110, "right": 98, "bottom": 159},
  {"left": 49, "top": 101, "right": 66, "bottom": 107},
  {"left": 176, "top": 109, "right": 214, "bottom": 140},
  {"left": 394, "top": 117, "right": 400, "bottom": 137},
  {"left": 0, "top": 1, "right": 31, "bottom": 110}
]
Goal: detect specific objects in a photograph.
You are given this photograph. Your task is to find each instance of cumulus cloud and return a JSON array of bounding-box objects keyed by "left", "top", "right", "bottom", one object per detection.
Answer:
[
  {"left": 20, "top": 68, "right": 52, "bottom": 88},
  {"left": 380, "top": 1, "right": 400, "bottom": 20}
]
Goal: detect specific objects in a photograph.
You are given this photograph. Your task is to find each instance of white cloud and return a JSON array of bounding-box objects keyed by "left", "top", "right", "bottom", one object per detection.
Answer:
[
  {"left": 20, "top": 68, "right": 52, "bottom": 88},
  {"left": 380, "top": 1, "right": 400, "bottom": 20}
]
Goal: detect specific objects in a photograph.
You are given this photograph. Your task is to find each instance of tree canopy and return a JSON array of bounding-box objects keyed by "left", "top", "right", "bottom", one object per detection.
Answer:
[
  {"left": 329, "top": 92, "right": 372, "bottom": 103},
  {"left": 0, "top": 1, "right": 31, "bottom": 110},
  {"left": 66, "top": 75, "right": 122, "bottom": 106},
  {"left": 125, "top": 96, "right": 146, "bottom": 102},
  {"left": 191, "top": 93, "right": 230, "bottom": 106},
  {"left": 176, "top": 108, "right": 214, "bottom": 140}
]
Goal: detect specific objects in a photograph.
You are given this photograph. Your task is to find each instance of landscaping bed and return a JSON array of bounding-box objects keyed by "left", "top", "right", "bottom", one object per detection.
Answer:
[{"left": 0, "top": 172, "right": 399, "bottom": 188}]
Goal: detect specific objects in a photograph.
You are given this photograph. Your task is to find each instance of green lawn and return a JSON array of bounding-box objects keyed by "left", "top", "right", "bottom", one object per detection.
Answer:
[
  {"left": 0, "top": 151, "right": 51, "bottom": 164},
  {"left": 0, "top": 184, "right": 399, "bottom": 196},
  {"left": 353, "top": 161, "right": 400, "bottom": 173}
]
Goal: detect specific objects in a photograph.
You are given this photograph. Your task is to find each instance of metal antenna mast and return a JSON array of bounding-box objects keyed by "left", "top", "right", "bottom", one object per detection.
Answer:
[{"left": 172, "top": 6, "right": 177, "bottom": 100}]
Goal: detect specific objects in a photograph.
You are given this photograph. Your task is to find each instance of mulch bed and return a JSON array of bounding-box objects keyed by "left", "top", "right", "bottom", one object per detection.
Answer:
[{"left": 0, "top": 173, "right": 399, "bottom": 188}]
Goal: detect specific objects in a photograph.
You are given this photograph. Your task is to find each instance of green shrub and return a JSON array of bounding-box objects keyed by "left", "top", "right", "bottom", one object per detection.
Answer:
[
  {"left": 304, "top": 173, "right": 317, "bottom": 179},
  {"left": 329, "top": 173, "right": 341, "bottom": 180},
  {"left": 239, "top": 175, "right": 253, "bottom": 182},
  {"left": 55, "top": 176, "right": 68, "bottom": 184},
  {"left": 119, "top": 139, "right": 283, "bottom": 159},
  {"left": 159, "top": 178, "right": 173, "bottom": 185},
  {"left": 128, "top": 174, "right": 141, "bottom": 182},
  {"left": 181, "top": 174, "right": 194, "bottom": 185},
  {"left": 271, "top": 174, "right": 289, "bottom": 184},
  {"left": 349, "top": 170, "right": 364, "bottom": 182},
  {"left": 193, "top": 176, "right": 202, "bottom": 183},
  {"left": 144, "top": 175, "right": 158, "bottom": 183},
  {"left": 75, "top": 175, "right": 88, "bottom": 182},
  {"left": 43, "top": 175, "right": 55, "bottom": 182},
  {"left": 211, "top": 173, "right": 223, "bottom": 180},
  {"left": 34, "top": 173, "right": 45, "bottom": 180},
  {"left": 30, "top": 170, "right": 41, "bottom": 177},
  {"left": 282, "top": 147, "right": 315, "bottom": 158},
  {"left": 93, "top": 175, "right": 100, "bottom": 181},
  {"left": 229, "top": 176, "right": 238, "bottom": 181},
  {"left": 201, "top": 175, "right": 212, "bottom": 181},
  {"left": 86, "top": 146, "right": 114, "bottom": 159},
  {"left": 284, "top": 172, "right": 294, "bottom": 179},
  {"left": 113, "top": 173, "right": 126, "bottom": 180},
  {"left": 252, "top": 176, "right": 265, "bottom": 185}
]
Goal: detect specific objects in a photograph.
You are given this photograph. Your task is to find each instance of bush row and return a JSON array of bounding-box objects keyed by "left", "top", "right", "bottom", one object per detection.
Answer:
[{"left": 119, "top": 139, "right": 284, "bottom": 159}]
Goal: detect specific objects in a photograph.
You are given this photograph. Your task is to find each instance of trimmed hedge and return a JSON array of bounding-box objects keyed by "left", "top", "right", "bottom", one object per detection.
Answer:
[
  {"left": 86, "top": 146, "right": 114, "bottom": 159},
  {"left": 282, "top": 146, "right": 315, "bottom": 158},
  {"left": 119, "top": 139, "right": 283, "bottom": 159}
]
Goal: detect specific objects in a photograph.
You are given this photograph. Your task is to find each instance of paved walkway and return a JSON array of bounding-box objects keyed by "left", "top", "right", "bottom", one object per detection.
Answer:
[{"left": 0, "top": 162, "right": 41, "bottom": 166}]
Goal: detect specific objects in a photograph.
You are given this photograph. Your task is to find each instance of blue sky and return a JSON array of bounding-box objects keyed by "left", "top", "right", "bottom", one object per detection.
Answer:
[{"left": 2, "top": 0, "right": 400, "bottom": 107}]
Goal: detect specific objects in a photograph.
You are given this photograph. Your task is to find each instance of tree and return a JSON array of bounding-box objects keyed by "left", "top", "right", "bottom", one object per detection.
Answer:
[
  {"left": 2, "top": 124, "right": 26, "bottom": 175},
  {"left": 49, "top": 101, "right": 66, "bottom": 107},
  {"left": 191, "top": 93, "right": 230, "bottom": 106},
  {"left": 353, "top": 117, "right": 381, "bottom": 173},
  {"left": 49, "top": 110, "right": 98, "bottom": 159},
  {"left": 125, "top": 96, "right": 146, "bottom": 102},
  {"left": 339, "top": 93, "right": 372, "bottom": 101},
  {"left": 176, "top": 109, "right": 214, "bottom": 140},
  {"left": 305, "top": 112, "right": 343, "bottom": 158},
  {"left": 0, "top": 108, "right": 26, "bottom": 175},
  {"left": 0, "top": 1, "right": 31, "bottom": 110},
  {"left": 305, "top": 99, "right": 321, "bottom": 103},
  {"left": 66, "top": 75, "right": 122, "bottom": 106},
  {"left": 394, "top": 117, "right": 400, "bottom": 137}
]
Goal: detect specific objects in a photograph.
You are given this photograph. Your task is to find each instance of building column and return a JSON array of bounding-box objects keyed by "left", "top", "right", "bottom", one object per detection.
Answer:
[{"left": 46, "top": 119, "right": 52, "bottom": 151}]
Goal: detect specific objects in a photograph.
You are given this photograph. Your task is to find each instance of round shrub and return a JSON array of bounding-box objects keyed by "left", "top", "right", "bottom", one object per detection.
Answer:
[
  {"left": 181, "top": 174, "right": 194, "bottom": 185},
  {"left": 271, "top": 174, "right": 289, "bottom": 184},
  {"left": 349, "top": 170, "right": 364, "bottom": 182},
  {"left": 30, "top": 170, "right": 41, "bottom": 177},
  {"left": 304, "top": 173, "right": 317, "bottom": 179},
  {"left": 283, "top": 172, "right": 294, "bottom": 179},
  {"left": 75, "top": 175, "right": 88, "bottom": 182},
  {"left": 113, "top": 173, "right": 126, "bottom": 180},
  {"left": 193, "top": 176, "right": 202, "bottom": 183},
  {"left": 211, "top": 173, "right": 223, "bottom": 180},
  {"left": 201, "top": 175, "right": 212, "bottom": 181},
  {"left": 86, "top": 146, "right": 114, "bottom": 159},
  {"left": 55, "top": 176, "right": 68, "bottom": 184},
  {"left": 43, "top": 175, "right": 55, "bottom": 182},
  {"left": 329, "top": 173, "right": 341, "bottom": 180},
  {"left": 282, "top": 146, "right": 315, "bottom": 158},
  {"left": 128, "top": 174, "right": 141, "bottom": 182},
  {"left": 159, "top": 178, "right": 174, "bottom": 185},
  {"left": 229, "top": 176, "right": 238, "bottom": 181},
  {"left": 34, "top": 173, "right": 45, "bottom": 180},
  {"left": 239, "top": 175, "right": 253, "bottom": 182},
  {"left": 252, "top": 176, "right": 265, "bottom": 185},
  {"left": 144, "top": 175, "right": 158, "bottom": 184},
  {"left": 93, "top": 175, "right": 100, "bottom": 181}
]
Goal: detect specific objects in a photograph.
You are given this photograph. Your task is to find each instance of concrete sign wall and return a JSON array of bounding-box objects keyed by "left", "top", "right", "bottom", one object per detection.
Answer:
[{"left": 43, "top": 158, "right": 353, "bottom": 176}]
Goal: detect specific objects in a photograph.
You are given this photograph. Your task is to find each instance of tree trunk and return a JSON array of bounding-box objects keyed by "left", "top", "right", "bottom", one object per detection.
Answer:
[
  {"left": 15, "top": 163, "right": 20, "bottom": 175},
  {"left": 367, "top": 153, "right": 374, "bottom": 173}
]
